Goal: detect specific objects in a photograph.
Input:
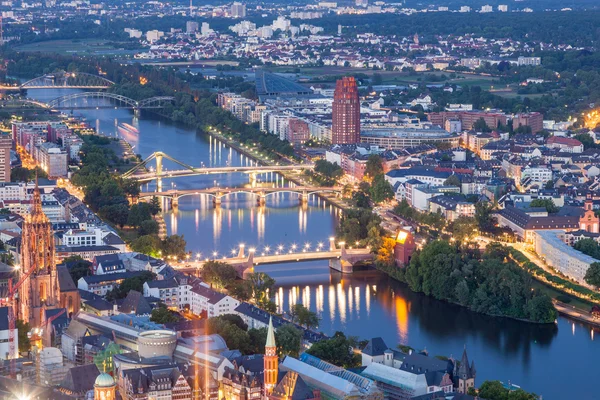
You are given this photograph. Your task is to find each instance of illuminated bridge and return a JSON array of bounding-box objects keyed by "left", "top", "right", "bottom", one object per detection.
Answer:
[
  {"left": 0, "top": 93, "right": 175, "bottom": 110},
  {"left": 122, "top": 151, "right": 314, "bottom": 183},
  {"left": 0, "top": 71, "right": 115, "bottom": 90},
  {"left": 139, "top": 185, "right": 342, "bottom": 207},
  {"left": 173, "top": 239, "right": 373, "bottom": 276}
]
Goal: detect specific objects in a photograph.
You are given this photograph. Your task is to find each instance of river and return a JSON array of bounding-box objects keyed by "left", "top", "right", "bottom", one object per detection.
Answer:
[{"left": 28, "top": 88, "right": 599, "bottom": 399}]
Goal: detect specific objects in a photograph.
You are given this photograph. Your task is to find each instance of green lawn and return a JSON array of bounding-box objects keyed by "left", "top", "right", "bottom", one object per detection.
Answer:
[
  {"left": 267, "top": 66, "right": 500, "bottom": 88},
  {"left": 532, "top": 280, "right": 595, "bottom": 312}
]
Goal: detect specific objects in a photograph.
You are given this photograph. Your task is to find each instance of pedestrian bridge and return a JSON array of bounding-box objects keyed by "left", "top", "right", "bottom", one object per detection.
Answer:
[
  {"left": 122, "top": 152, "right": 313, "bottom": 182},
  {"left": 173, "top": 239, "right": 373, "bottom": 276}
]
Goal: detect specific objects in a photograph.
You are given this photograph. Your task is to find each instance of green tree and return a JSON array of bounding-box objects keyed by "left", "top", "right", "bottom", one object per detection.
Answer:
[
  {"left": 248, "top": 272, "right": 276, "bottom": 309},
  {"left": 306, "top": 332, "right": 361, "bottom": 369},
  {"left": 526, "top": 294, "right": 557, "bottom": 323},
  {"left": 63, "top": 255, "right": 92, "bottom": 284},
  {"left": 17, "top": 320, "right": 31, "bottom": 353},
  {"left": 99, "top": 203, "right": 129, "bottom": 228},
  {"left": 584, "top": 262, "right": 600, "bottom": 287},
  {"left": 475, "top": 201, "right": 496, "bottom": 233},
  {"left": 364, "top": 154, "right": 384, "bottom": 180},
  {"left": 473, "top": 117, "right": 491, "bottom": 132},
  {"left": 369, "top": 174, "right": 394, "bottom": 203},
  {"left": 376, "top": 237, "right": 396, "bottom": 267},
  {"left": 289, "top": 304, "right": 320, "bottom": 329},
  {"left": 207, "top": 316, "right": 251, "bottom": 353},
  {"left": 106, "top": 271, "right": 155, "bottom": 300},
  {"left": 247, "top": 327, "right": 268, "bottom": 354},
  {"left": 131, "top": 235, "right": 162, "bottom": 257},
  {"left": 476, "top": 380, "right": 538, "bottom": 400},
  {"left": 529, "top": 198, "right": 559, "bottom": 213},
  {"left": 203, "top": 261, "right": 237, "bottom": 289},
  {"left": 574, "top": 239, "right": 600, "bottom": 260},
  {"left": 229, "top": 281, "right": 253, "bottom": 301},
  {"left": 449, "top": 216, "right": 478, "bottom": 242},
  {"left": 443, "top": 174, "right": 461, "bottom": 187},
  {"left": 574, "top": 133, "right": 596, "bottom": 150},
  {"left": 150, "top": 304, "right": 179, "bottom": 324},
  {"left": 149, "top": 197, "right": 162, "bottom": 215},
  {"left": 161, "top": 234, "right": 187, "bottom": 258},
  {"left": 127, "top": 203, "right": 152, "bottom": 228},
  {"left": 276, "top": 324, "right": 303, "bottom": 358},
  {"left": 139, "top": 219, "right": 159, "bottom": 236}
]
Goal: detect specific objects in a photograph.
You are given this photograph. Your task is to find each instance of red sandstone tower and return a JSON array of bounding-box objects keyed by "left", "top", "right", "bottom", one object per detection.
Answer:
[
  {"left": 264, "top": 316, "right": 278, "bottom": 396},
  {"left": 332, "top": 77, "right": 360, "bottom": 144},
  {"left": 19, "top": 179, "right": 60, "bottom": 327}
]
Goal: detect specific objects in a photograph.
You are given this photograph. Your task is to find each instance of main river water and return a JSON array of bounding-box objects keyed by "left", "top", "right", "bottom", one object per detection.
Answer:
[{"left": 29, "top": 88, "right": 598, "bottom": 399}]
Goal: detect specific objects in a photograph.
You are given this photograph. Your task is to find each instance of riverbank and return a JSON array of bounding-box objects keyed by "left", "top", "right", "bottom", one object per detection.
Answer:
[{"left": 203, "top": 127, "right": 354, "bottom": 211}]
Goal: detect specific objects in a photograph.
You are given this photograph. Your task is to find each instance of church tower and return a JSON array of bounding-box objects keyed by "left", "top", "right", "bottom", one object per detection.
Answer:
[
  {"left": 264, "top": 316, "right": 278, "bottom": 396},
  {"left": 455, "top": 347, "right": 476, "bottom": 394},
  {"left": 18, "top": 179, "right": 60, "bottom": 327}
]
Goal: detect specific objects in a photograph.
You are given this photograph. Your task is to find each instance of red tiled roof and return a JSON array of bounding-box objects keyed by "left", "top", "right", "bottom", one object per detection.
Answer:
[{"left": 547, "top": 136, "right": 583, "bottom": 147}]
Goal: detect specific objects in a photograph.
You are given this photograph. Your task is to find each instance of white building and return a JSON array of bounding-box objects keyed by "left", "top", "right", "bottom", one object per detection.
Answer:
[
  {"left": 146, "top": 30, "right": 164, "bottom": 43},
  {"left": 35, "top": 142, "right": 68, "bottom": 178},
  {"left": 0, "top": 307, "right": 18, "bottom": 359},
  {"left": 143, "top": 278, "right": 179, "bottom": 308},
  {"left": 534, "top": 230, "right": 597, "bottom": 284},
  {"left": 480, "top": 5, "right": 493, "bottom": 12},
  {"left": 517, "top": 56, "right": 541, "bottom": 66},
  {"left": 60, "top": 227, "right": 104, "bottom": 247},
  {"left": 498, "top": 4, "right": 508, "bottom": 12},
  {"left": 190, "top": 284, "right": 240, "bottom": 318}
]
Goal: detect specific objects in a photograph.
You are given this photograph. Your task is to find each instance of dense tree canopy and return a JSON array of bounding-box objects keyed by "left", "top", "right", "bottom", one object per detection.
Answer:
[{"left": 405, "top": 241, "right": 557, "bottom": 323}]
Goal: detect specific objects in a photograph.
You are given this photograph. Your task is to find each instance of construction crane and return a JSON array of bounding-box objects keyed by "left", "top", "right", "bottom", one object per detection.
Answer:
[
  {"left": 29, "top": 308, "right": 67, "bottom": 350},
  {"left": 5, "top": 260, "right": 39, "bottom": 378}
]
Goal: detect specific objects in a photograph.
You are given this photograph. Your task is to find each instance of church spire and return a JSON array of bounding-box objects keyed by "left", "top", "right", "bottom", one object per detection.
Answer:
[
  {"left": 264, "top": 315, "right": 278, "bottom": 395},
  {"left": 32, "top": 172, "right": 44, "bottom": 216},
  {"left": 266, "top": 316, "right": 276, "bottom": 348}
]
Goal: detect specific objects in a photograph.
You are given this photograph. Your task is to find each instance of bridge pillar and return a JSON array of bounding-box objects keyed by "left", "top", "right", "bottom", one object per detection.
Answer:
[
  {"left": 237, "top": 244, "right": 245, "bottom": 258},
  {"left": 329, "top": 237, "right": 337, "bottom": 251},
  {"left": 329, "top": 258, "right": 354, "bottom": 274},
  {"left": 242, "top": 249, "right": 255, "bottom": 279},
  {"left": 155, "top": 152, "right": 163, "bottom": 177},
  {"left": 170, "top": 196, "right": 179, "bottom": 209},
  {"left": 250, "top": 172, "right": 257, "bottom": 186},
  {"left": 257, "top": 194, "right": 266, "bottom": 206},
  {"left": 300, "top": 191, "right": 308, "bottom": 204},
  {"left": 134, "top": 108, "right": 141, "bottom": 117},
  {"left": 213, "top": 194, "right": 222, "bottom": 207}
]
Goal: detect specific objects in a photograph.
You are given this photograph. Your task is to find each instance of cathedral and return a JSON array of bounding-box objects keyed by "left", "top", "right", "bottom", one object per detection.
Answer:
[{"left": 18, "top": 179, "right": 79, "bottom": 329}]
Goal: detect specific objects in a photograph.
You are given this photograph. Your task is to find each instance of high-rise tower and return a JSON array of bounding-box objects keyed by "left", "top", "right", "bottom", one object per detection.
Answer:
[
  {"left": 332, "top": 77, "right": 360, "bottom": 144},
  {"left": 264, "top": 316, "right": 278, "bottom": 396},
  {"left": 18, "top": 179, "right": 60, "bottom": 327}
]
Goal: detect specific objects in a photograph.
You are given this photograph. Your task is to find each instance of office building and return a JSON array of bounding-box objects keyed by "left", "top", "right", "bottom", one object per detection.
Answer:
[
  {"left": 35, "top": 142, "right": 68, "bottom": 178},
  {"left": 332, "top": 77, "right": 360, "bottom": 144},
  {"left": 231, "top": 2, "right": 246, "bottom": 18},
  {"left": 0, "top": 132, "right": 11, "bottom": 183},
  {"left": 186, "top": 21, "right": 198, "bottom": 34}
]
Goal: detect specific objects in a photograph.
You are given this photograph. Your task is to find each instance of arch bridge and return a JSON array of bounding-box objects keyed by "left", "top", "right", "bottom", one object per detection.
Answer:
[
  {"left": 139, "top": 186, "right": 342, "bottom": 207},
  {"left": 47, "top": 92, "right": 175, "bottom": 110},
  {"left": 122, "top": 151, "right": 314, "bottom": 183},
  {"left": 0, "top": 71, "right": 115, "bottom": 90}
]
